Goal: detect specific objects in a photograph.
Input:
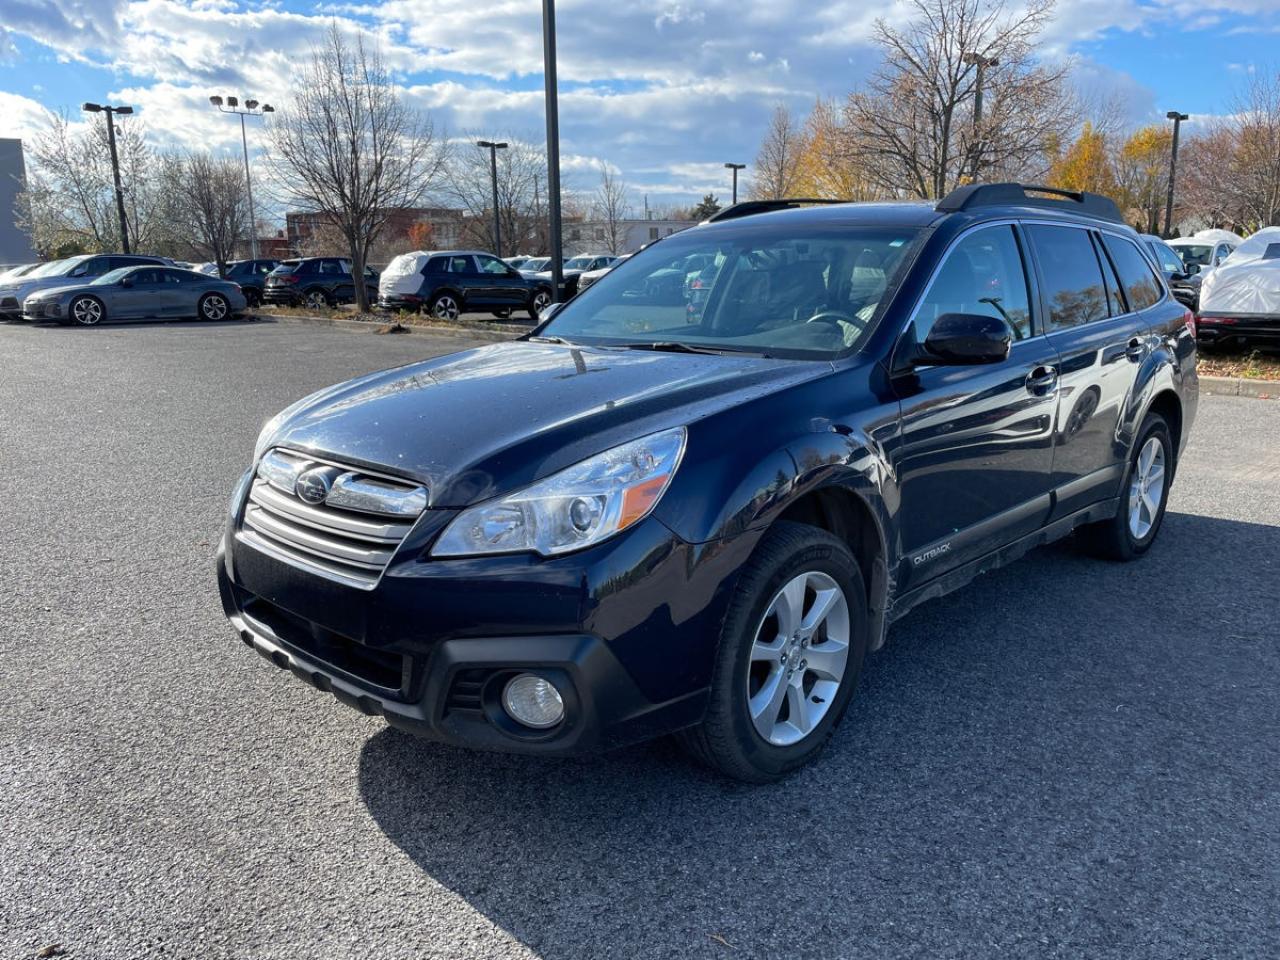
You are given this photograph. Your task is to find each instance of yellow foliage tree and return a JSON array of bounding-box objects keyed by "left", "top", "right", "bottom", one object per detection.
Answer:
[
  {"left": 1115, "top": 125, "right": 1172, "bottom": 234},
  {"left": 1046, "top": 122, "right": 1118, "bottom": 197},
  {"left": 791, "top": 99, "right": 881, "bottom": 200}
]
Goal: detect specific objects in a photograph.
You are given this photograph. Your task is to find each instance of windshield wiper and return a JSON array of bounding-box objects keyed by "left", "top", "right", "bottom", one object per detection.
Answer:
[
  {"left": 618, "top": 341, "right": 735, "bottom": 356},
  {"left": 527, "top": 335, "right": 577, "bottom": 346}
]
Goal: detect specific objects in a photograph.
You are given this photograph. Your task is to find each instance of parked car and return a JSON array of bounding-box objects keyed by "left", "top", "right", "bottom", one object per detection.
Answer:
[
  {"left": 221, "top": 258, "right": 279, "bottom": 307},
  {"left": 0, "top": 262, "right": 39, "bottom": 283},
  {"left": 1197, "top": 225, "right": 1280, "bottom": 348},
  {"left": 219, "top": 183, "right": 1196, "bottom": 782},
  {"left": 503, "top": 255, "right": 535, "bottom": 270},
  {"left": 0, "top": 253, "right": 167, "bottom": 319},
  {"left": 378, "top": 250, "right": 553, "bottom": 320},
  {"left": 517, "top": 256, "right": 557, "bottom": 278},
  {"left": 262, "top": 257, "right": 379, "bottom": 309},
  {"left": 575, "top": 253, "right": 631, "bottom": 294},
  {"left": 20, "top": 265, "right": 247, "bottom": 326},
  {"left": 1140, "top": 234, "right": 1199, "bottom": 310},
  {"left": 1168, "top": 235, "right": 1237, "bottom": 295},
  {"left": 532, "top": 254, "right": 616, "bottom": 298}
]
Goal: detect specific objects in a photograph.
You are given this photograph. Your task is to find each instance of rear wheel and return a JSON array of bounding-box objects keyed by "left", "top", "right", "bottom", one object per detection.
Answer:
[
  {"left": 680, "top": 521, "right": 868, "bottom": 782},
  {"left": 303, "top": 288, "right": 331, "bottom": 311},
  {"left": 430, "top": 293, "right": 460, "bottom": 321},
  {"left": 243, "top": 288, "right": 261, "bottom": 308},
  {"left": 199, "top": 293, "right": 230, "bottom": 321},
  {"left": 1079, "top": 412, "right": 1173, "bottom": 561},
  {"left": 69, "top": 295, "right": 104, "bottom": 326},
  {"left": 529, "top": 288, "right": 552, "bottom": 319},
  {"left": 491, "top": 308, "right": 512, "bottom": 320}
]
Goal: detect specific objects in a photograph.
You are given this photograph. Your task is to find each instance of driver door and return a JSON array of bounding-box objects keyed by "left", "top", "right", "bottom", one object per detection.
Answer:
[{"left": 890, "top": 224, "right": 1060, "bottom": 590}]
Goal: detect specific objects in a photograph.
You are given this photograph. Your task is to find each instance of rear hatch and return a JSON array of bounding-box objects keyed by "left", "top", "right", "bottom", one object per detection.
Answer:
[{"left": 380, "top": 252, "right": 430, "bottom": 299}]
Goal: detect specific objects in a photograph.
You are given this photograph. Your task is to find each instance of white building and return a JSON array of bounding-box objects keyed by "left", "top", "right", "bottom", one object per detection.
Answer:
[{"left": 564, "top": 219, "right": 692, "bottom": 257}]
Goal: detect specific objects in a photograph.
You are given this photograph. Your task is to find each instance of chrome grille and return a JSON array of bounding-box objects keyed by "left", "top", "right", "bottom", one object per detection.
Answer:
[{"left": 237, "top": 449, "right": 426, "bottom": 588}]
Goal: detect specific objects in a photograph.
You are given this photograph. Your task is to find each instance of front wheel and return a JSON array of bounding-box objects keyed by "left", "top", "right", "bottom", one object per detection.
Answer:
[
  {"left": 680, "top": 521, "right": 868, "bottom": 782},
  {"left": 528, "top": 288, "right": 552, "bottom": 319},
  {"left": 1079, "top": 412, "right": 1173, "bottom": 561},
  {"left": 303, "top": 289, "right": 331, "bottom": 311},
  {"left": 69, "top": 295, "right": 104, "bottom": 326}
]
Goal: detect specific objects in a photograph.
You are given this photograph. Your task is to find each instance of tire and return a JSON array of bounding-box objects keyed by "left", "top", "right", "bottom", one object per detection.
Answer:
[
  {"left": 680, "top": 521, "right": 868, "bottom": 782},
  {"left": 199, "top": 293, "right": 230, "bottom": 321},
  {"left": 69, "top": 295, "right": 105, "bottom": 326},
  {"left": 491, "top": 308, "right": 512, "bottom": 320},
  {"left": 1078, "top": 412, "right": 1173, "bottom": 561},
  {"left": 528, "top": 288, "right": 552, "bottom": 319},
  {"left": 243, "top": 288, "right": 261, "bottom": 308},
  {"left": 303, "top": 288, "right": 331, "bottom": 311},
  {"left": 429, "top": 293, "right": 460, "bottom": 321}
]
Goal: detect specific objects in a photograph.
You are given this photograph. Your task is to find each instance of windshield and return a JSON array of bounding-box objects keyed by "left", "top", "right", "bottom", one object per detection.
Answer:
[
  {"left": 523, "top": 258, "right": 550, "bottom": 271},
  {"left": 92, "top": 267, "right": 135, "bottom": 285},
  {"left": 541, "top": 223, "right": 919, "bottom": 359},
  {"left": 26, "top": 257, "right": 80, "bottom": 278},
  {"left": 565, "top": 257, "right": 594, "bottom": 270},
  {"left": 1148, "top": 242, "right": 1184, "bottom": 274},
  {"left": 1172, "top": 243, "right": 1213, "bottom": 267}
]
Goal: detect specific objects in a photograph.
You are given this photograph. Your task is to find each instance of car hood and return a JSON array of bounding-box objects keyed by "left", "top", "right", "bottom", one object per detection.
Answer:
[
  {"left": 533, "top": 269, "right": 585, "bottom": 281},
  {"left": 267, "top": 340, "right": 826, "bottom": 507},
  {"left": 0, "top": 275, "right": 84, "bottom": 300}
]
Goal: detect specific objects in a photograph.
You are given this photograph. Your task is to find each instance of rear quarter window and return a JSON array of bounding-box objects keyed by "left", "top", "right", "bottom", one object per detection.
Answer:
[{"left": 1102, "top": 235, "right": 1163, "bottom": 312}]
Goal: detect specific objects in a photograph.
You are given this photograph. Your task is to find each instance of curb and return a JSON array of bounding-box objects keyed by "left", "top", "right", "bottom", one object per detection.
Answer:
[
  {"left": 261, "top": 312, "right": 523, "bottom": 343},
  {"left": 1200, "top": 374, "right": 1280, "bottom": 400}
]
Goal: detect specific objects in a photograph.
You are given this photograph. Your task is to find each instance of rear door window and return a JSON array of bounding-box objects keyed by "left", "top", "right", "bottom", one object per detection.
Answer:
[
  {"left": 1026, "top": 225, "right": 1109, "bottom": 331},
  {"left": 424, "top": 257, "right": 447, "bottom": 276},
  {"left": 1100, "top": 234, "right": 1163, "bottom": 312},
  {"left": 447, "top": 256, "right": 475, "bottom": 274}
]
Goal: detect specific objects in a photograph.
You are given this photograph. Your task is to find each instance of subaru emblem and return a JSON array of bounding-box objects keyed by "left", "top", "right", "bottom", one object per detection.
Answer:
[{"left": 295, "top": 467, "right": 334, "bottom": 505}]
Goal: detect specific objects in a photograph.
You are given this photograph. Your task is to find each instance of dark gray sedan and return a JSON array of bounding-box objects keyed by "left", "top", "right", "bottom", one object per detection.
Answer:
[{"left": 20, "top": 265, "right": 248, "bottom": 326}]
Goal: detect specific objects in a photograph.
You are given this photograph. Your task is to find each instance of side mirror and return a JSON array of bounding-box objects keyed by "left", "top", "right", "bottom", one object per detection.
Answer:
[
  {"left": 1185, "top": 263, "right": 1200, "bottom": 275},
  {"left": 119, "top": 276, "right": 134, "bottom": 288},
  {"left": 918, "top": 313, "right": 1012, "bottom": 366},
  {"left": 538, "top": 301, "right": 563, "bottom": 322}
]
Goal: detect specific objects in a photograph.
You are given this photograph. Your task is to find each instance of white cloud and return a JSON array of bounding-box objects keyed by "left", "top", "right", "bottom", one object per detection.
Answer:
[{"left": 0, "top": 91, "right": 58, "bottom": 143}]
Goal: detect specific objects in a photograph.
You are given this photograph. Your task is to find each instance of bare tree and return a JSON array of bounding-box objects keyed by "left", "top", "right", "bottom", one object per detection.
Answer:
[
  {"left": 442, "top": 135, "right": 548, "bottom": 255},
  {"left": 167, "top": 153, "right": 249, "bottom": 275},
  {"left": 842, "top": 0, "right": 1072, "bottom": 199},
  {"left": 267, "top": 22, "right": 444, "bottom": 310},
  {"left": 751, "top": 105, "right": 806, "bottom": 199},
  {"left": 592, "top": 163, "right": 629, "bottom": 254}
]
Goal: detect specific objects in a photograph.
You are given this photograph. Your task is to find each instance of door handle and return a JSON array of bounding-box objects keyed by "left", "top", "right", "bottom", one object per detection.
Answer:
[
  {"left": 1025, "top": 365, "right": 1058, "bottom": 394},
  {"left": 1126, "top": 336, "right": 1145, "bottom": 361}
]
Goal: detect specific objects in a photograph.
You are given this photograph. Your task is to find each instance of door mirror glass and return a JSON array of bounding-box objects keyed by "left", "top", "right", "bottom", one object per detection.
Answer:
[
  {"left": 1185, "top": 262, "right": 1200, "bottom": 275},
  {"left": 919, "top": 313, "right": 1012, "bottom": 365}
]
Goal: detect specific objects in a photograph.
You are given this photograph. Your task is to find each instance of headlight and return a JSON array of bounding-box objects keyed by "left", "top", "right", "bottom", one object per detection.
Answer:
[{"left": 431, "top": 427, "right": 686, "bottom": 558}]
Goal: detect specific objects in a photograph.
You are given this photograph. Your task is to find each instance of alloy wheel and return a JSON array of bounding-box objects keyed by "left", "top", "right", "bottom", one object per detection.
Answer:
[
  {"left": 72, "top": 297, "right": 102, "bottom": 325},
  {"left": 746, "top": 571, "right": 851, "bottom": 747},
  {"left": 202, "top": 295, "right": 228, "bottom": 320},
  {"left": 532, "top": 291, "right": 551, "bottom": 314},
  {"left": 305, "top": 291, "right": 328, "bottom": 310},
  {"left": 433, "top": 295, "right": 459, "bottom": 321},
  {"left": 1128, "top": 436, "right": 1166, "bottom": 540}
]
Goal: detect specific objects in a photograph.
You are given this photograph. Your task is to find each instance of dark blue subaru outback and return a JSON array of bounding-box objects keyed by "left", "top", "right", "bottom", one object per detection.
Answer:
[{"left": 218, "top": 184, "right": 1197, "bottom": 782}]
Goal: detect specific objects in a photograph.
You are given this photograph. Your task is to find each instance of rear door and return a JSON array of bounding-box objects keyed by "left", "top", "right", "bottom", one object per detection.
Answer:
[
  {"left": 892, "top": 223, "right": 1060, "bottom": 588},
  {"left": 1026, "top": 224, "right": 1155, "bottom": 520}
]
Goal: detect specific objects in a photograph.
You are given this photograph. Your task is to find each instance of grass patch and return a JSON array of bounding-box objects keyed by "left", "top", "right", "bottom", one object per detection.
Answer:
[{"left": 1199, "top": 347, "right": 1280, "bottom": 382}]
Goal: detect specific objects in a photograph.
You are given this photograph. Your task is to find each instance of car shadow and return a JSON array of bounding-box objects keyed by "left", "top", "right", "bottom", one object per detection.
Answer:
[
  {"left": 29, "top": 315, "right": 274, "bottom": 330},
  {"left": 357, "top": 510, "right": 1280, "bottom": 958}
]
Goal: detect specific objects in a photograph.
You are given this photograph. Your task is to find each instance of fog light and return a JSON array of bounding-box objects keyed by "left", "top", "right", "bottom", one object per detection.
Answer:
[{"left": 502, "top": 674, "right": 565, "bottom": 729}]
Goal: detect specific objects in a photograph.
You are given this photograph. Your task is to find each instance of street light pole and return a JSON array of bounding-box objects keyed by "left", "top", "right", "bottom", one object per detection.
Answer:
[
  {"left": 210, "top": 96, "right": 275, "bottom": 260},
  {"left": 477, "top": 140, "right": 509, "bottom": 256},
  {"left": 961, "top": 53, "right": 999, "bottom": 183},
  {"left": 541, "top": 0, "right": 564, "bottom": 303},
  {"left": 1164, "top": 111, "right": 1189, "bottom": 239},
  {"left": 724, "top": 162, "right": 745, "bottom": 204},
  {"left": 82, "top": 102, "right": 134, "bottom": 253}
]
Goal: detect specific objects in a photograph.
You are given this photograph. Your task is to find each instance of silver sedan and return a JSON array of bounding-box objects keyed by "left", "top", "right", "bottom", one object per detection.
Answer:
[{"left": 21, "top": 265, "right": 248, "bottom": 326}]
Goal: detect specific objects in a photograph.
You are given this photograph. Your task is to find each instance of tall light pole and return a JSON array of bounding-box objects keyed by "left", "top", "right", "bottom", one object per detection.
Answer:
[
  {"left": 81, "top": 102, "right": 133, "bottom": 253},
  {"left": 724, "top": 162, "right": 745, "bottom": 204},
  {"left": 210, "top": 95, "right": 274, "bottom": 260},
  {"left": 477, "top": 140, "right": 509, "bottom": 256},
  {"left": 1164, "top": 111, "right": 1189, "bottom": 239},
  {"left": 541, "top": 0, "right": 564, "bottom": 303},
  {"left": 962, "top": 53, "right": 999, "bottom": 183}
]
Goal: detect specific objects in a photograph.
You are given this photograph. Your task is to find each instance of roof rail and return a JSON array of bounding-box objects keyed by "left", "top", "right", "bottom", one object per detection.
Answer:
[
  {"left": 705, "top": 198, "right": 848, "bottom": 223},
  {"left": 936, "top": 182, "right": 1123, "bottom": 224}
]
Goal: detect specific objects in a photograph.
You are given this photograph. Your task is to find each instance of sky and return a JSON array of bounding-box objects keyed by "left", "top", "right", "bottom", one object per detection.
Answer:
[{"left": 0, "top": 0, "right": 1277, "bottom": 217}]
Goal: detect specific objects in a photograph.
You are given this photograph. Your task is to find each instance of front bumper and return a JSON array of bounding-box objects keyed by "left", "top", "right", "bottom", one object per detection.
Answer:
[
  {"left": 216, "top": 505, "right": 728, "bottom": 755},
  {"left": 378, "top": 295, "right": 425, "bottom": 312},
  {"left": 21, "top": 300, "right": 60, "bottom": 321}
]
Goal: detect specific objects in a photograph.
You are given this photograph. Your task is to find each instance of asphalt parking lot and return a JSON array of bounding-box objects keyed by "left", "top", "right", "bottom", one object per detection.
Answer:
[{"left": 2, "top": 318, "right": 1278, "bottom": 960}]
